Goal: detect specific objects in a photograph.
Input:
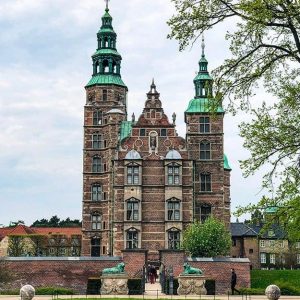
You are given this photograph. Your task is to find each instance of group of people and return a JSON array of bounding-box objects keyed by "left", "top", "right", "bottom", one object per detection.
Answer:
[{"left": 147, "top": 264, "right": 158, "bottom": 284}]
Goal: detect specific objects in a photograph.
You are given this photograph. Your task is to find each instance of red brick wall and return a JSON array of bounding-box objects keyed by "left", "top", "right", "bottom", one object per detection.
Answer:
[
  {"left": 159, "top": 251, "right": 250, "bottom": 295},
  {"left": 1, "top": 257, "right": 121, "bottom": 294}
]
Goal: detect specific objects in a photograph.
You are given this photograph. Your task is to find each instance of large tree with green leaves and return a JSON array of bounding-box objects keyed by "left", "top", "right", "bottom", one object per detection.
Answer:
[
  {"left": 168, "top": 0, "right": 300, "bottom": 240},
  {"left": 182, "top": 218, "right": 231, "bottom": 257}
]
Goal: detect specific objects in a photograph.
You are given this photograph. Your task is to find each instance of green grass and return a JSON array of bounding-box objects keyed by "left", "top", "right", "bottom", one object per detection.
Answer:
[{"left": 251, "top": 269, "right": 300, "bottom": 295}]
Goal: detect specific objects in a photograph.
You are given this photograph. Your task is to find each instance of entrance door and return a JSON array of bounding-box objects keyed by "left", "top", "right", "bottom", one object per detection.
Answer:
[{"left": 91, "top": 238, "right": 101, "bottom": 256}]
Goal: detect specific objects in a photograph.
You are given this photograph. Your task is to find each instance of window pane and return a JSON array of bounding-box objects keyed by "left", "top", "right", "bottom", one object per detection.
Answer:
[
  {"left": 174, "top": 211, "right": 180, "bottom": 220},
  {"left": 168, "top": 175, "right": 173, "bottom": 185}
]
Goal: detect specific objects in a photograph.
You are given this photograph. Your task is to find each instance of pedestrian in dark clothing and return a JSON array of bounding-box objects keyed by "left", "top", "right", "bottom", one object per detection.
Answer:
[
  {"left": 231, "top": 268, "right": 240, "bottom": 295},
  {"left": 149, "top": 265, "right": 156, "bottom": 284}
]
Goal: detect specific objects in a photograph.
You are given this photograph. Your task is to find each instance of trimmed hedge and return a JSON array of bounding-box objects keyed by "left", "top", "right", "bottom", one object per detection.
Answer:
[{"left": 128, "top": 278, "right": 143, "bottom": 295}]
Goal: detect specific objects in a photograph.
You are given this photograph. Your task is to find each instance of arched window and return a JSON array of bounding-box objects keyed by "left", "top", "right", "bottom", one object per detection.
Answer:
[
  {"left": 126, "top": 228, "right": 138, "bottom": 249},
  {"left": 168, "top": 228, "right": 180, "bottom": 250},
  {"left": 92, "top": 156, "right": 103, "bottom": 173},
  {"left": 200, "top": 204, "right": 212, "bottom": 223},
  {"left": 91, "top": 237, "right": 101, "bottom": 257},
  {"left": 167, "top": 198, "right": 180, "bottom": 221},
  {"left": 91, "top": 213, "right": 102, "bottom": 230},
  {"left": 200, "top": 141, "right": 211, "bottom": 159},
  {"left": 126, "top": 199, "right": 139, "bottom": 221},
  {"left": 93, "top": 110, "right": 103, "bottom": 125},
  {"left": 200, "top": 173, "right": 211, "bottom": 192},
  {"left": 91, "top": 184, "right": 102, "bottom": 201}
]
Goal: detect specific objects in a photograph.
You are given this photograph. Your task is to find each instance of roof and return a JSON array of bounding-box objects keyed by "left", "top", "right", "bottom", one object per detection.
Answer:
[
  {"left": 166, "top": 149, "right": 182, "bottom": 160},
  {"left": 265, "top": 206, "right": 279, "bottom": 213},
  {"left": 224, "top": 154, "right": 232, "bottom": 170},
  {"left": 92, "top": 49, "right": 120, "bottom": 57},
  {"left": 185, "top": 98, "right": 224, "bottom": 113},
  {"left": 194, "top": 73, "right": 212, "bottom": 81},
  {"left": 0, "top": 225, "right": 81, "bottom": 239},
  {"left": 86, "top": 74, "right": 127, "bottom": 88},
  {"left": 120, "top": 121, "right": 133, "bottom": 141},
  {"left": 230, "top": 223, "right": 259, "bottom": 237},
  {"left": 125, "top": 150, "right": 141, "bottom": 160}
]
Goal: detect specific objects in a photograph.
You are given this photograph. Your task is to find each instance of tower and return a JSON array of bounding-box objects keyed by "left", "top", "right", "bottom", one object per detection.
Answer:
[
  {"left": 81, "top": 4, "right": 128, "bottom": 256},
  {"left": 185, "top": 37, "right": 231, "bottom": 225}
]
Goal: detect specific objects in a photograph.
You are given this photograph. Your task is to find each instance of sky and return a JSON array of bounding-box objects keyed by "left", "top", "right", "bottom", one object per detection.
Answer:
[{"left": 0, "top": 0, "right": 272, "bottom": 227}]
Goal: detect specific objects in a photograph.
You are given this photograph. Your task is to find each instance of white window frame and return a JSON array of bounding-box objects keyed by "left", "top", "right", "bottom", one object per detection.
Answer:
[
  {"left": 260, "top": 252, "right": 266, "bottom": 264},
  {"left": 260, "top": 240, "right": 265, "bottom": 248},
  {"left": 270, "top": 253, "right": 276, "bottom": 264},
  {"left": 199, "top": 117, "right": 210, "bottom": 133},
  {"left": 91, "top": 214, "right": 102, "bottom": 230}
]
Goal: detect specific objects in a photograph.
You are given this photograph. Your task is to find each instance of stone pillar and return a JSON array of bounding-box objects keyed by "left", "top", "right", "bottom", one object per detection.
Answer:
[
  {"left": 177, "top": 275, "right": 207, "bottom": 295},
  {"left": 122, "top": 249, "right": 148, "bottom": 278},
  {"left": 159, "top": 250, "right": 185, "bottom": 277},
  {"left": 100, "top": 275, "right": 129, "bottom": 295}
]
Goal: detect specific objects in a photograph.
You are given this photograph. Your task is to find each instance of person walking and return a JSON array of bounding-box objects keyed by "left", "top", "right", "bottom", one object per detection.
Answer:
[{"left": 231, "top": 268, "right": 240, "bottom": 295}]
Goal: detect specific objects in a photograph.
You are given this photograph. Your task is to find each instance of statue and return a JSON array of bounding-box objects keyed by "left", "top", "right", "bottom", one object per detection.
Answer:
[
  {"left": 20, "top": 285, "right": 35, "bottom": 300},
  {"left": 182, "top": 262, "right": 203, "bottom": 275},
  {"left": 102, "top": 262, "right": 125, "bottom": 275}
]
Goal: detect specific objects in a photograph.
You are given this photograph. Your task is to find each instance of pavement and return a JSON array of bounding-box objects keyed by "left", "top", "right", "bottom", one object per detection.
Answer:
[{"left": 1, "top": 295, "right": 300, "bottom": 300}]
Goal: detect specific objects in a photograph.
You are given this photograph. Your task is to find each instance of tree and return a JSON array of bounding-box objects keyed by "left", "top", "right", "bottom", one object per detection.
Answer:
[
  {"left": 182, "top": 218, "right": 231, "bottom": 257},
  {"left": 7, "top": 235, "right": 27, "bottom": 257},
  {"left": 168, "top": 0, "right": 300, "bottom": 239},
  {"left": 31, "top": 216, "right": 81, "bottom": 227}
]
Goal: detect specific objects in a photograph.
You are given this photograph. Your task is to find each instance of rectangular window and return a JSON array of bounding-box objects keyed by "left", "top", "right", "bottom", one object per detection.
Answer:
[
  {"left": 161, "top": 129, "right": 167, "bottom": 136},
  {"left": 200, "top": 204, "right": 211, "bottom": 223},
  {"left": 92, "top": 185, "right": 102, "bottom": 201},
  {"left": 260, "top": 252, "right": 266, "bottom": 264},
  {"left": 297, "top": 254, "right": 300, "bottom": 264},
  {"left": 126, "top": 231, "right": 138, "bottom": 249},
  {"left": 200, "top": 142, "right": 210, "bottom": 159},
  {"left": 167, "top": 201, "right": 180, "bottom": 221},
  {"left": 199, "top": 117, "right": 210, "bottom": 133},
  {"left": 102, "top": 89, "right": 107, "bottom": 101},
  {"left": 92, "top": 215, "right": 101, "bottom": 230},
  {"left": 270, "top": 253, "right": 276, "bottom": 264},
  {"left": 93, "top": 111, "right": 102, "bottom": 125},
  {"left": 200, "top": 174, "right": 211, "bottom": 192},
  {"left": 127, "top": 201, "right": 139, "bottom": 221},
  {"left": 167, "top": 165, "right": 180, "bottom": 185},
  {"left": 249, "top": 249, "right": 254, "bottom": 254},
  {"left": 140, "top": 129, "right": 146, "bottom": 136},
  {"left": 296, "top": 242, "right": 300, "bottom": 249},
  {"left": 127, "top": 166, "right": 139, "bottom": 185},
  {"left": 92, "top": 134, "right": 103, "bottom": 149},
  {"left": 260, "top": 240, "right": 265, "bottom": 248},
  {"left": 168, "top": 231, "right": 180, "bottom": 250}
]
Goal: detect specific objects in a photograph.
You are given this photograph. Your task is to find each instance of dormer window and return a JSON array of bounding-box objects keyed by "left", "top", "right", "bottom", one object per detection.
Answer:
[
  {"left": 127, "top": 165, "right": 140, "bottom": 185},
  {"left": 167, "top": 163, "right": 180, "bottom": 185}
]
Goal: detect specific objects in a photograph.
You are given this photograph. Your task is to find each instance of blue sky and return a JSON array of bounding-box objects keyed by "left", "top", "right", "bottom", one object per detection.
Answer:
[{"left": 0, "top": 0, "right": 270, "bottom": 226}]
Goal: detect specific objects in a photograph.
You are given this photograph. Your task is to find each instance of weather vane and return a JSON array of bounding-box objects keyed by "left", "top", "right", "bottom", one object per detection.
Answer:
[{"left": 105, "top": 0, "right": 110, "bottom": 10}]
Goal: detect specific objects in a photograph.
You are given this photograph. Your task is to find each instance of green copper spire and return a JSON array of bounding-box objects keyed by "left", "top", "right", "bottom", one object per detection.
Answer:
[
  {"left": 185, "top": 35, "right": 224, "bottom": 114},
  {"left": 193, "top": 35, "right": 212, "bottom": 98},
  {"left": 86, "top": 3, "right": 127, "bottom": 88}
]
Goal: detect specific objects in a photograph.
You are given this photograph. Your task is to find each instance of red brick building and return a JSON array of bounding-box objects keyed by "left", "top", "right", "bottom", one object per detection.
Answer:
[{"left": 82, "top": 5, "right": 231, "bottom": 261}]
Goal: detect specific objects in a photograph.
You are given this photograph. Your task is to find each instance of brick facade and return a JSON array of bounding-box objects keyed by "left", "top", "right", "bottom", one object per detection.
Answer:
[{"left": 81, "top": 6, "right": 231, "bottom": 261}]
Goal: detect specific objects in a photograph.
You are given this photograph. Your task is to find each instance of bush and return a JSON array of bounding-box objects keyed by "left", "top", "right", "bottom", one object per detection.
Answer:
[
  {"left": 128, "top": 278, "right": 143, "bottom": 295},
  {"left": 0, "top": 289, "right": 19, "bottom": 295},
  {"left": 239, "top": 287, "right": 265, "bottom": 295},
  {"left": 36, "top": 287, "right": 75, "bottom": 295},
  {"left": 274, "top": 281, "right": 300, "bottom": 295}
]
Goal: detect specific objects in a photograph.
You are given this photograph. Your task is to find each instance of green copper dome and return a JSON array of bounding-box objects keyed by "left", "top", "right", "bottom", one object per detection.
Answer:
[
  {"left": 185, "top": 98, "right": 224, "bottom": 113},
  {"left": 119, "top": 121, "right": 133, "bottom": 141}
]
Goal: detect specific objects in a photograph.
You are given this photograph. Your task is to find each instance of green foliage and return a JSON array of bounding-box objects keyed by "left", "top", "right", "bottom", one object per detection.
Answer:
[
  {"left": 251, "top": 270, "right": 300, "bottom": 295},
  {"left": 7, "top": 235, "right": 27, "bottom": 256},
  {"left": 239, "top": 287, "right": 264, "bottom": 295},
  {"left": 204, "top": 279, "right": 216, "bottom": 295},
  {"left": 168, "top": 0, "right": 300, "bottom": 237},
  {"left": 35, "top": 287, "right": 75, "bottom": 295},
  {"left": 128, "top": 279, "right": 143, "bottom": 295},
  {"left": 182, "top": 218, "right": 231, "bottom": 257},
  {"left": 0, "top": 289, "right": 19, "bottom": 295},
  {"left": 31, "top": 216, "right": 82, "bottom": 227}
]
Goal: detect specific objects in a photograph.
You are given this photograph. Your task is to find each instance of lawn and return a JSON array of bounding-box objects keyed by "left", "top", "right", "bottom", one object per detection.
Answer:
[{"left": 251, "top": 269, "right": 300, "bottom": 289}]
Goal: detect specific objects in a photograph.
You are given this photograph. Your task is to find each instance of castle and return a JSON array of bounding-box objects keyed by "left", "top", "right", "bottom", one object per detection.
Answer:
[{"left": 81, "top": 4, "right": 231, "bottom": 261}]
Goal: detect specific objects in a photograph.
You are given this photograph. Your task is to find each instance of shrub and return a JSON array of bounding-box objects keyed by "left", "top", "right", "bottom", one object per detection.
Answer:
[
  {"left": 0, "top": 289, "right": 19, "bottom": 295},
  {"left": 274, "top": 281, "right": 300, "bottom": 296},
  {"left": 239, "top": 287, "right": 265, "bottom": 295},
  {"left": 36, "top": 287, "right": 75, "bottom": 295}
]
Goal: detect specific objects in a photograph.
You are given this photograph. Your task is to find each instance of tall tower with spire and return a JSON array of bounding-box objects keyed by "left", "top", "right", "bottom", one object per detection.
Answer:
[
  {"left": 81, "top": 3, "right": 128, "bottom": 256},
  {"left": 185, "top": 37, "right": 231, "bottom": 225}
]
